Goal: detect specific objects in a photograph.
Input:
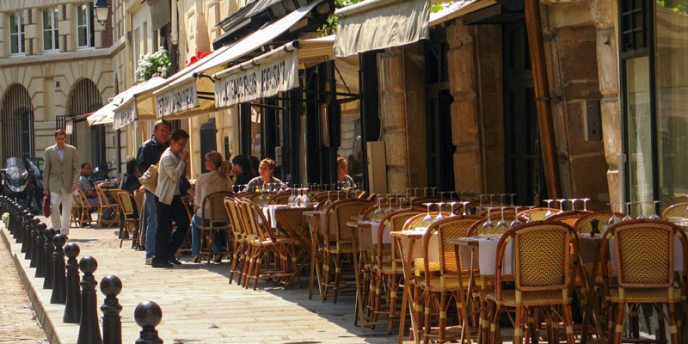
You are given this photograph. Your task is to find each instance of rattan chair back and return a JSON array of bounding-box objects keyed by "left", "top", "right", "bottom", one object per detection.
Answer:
[
  {"left": 661, "top": 202, "right": 688, "bottom": 221},
  {"left": 546, "top": 210, "right": 592, "bottom": 227},
  {"left": 425, "top": 217, "right": 481, "bottom": 275},
  {"left": 517, "top": 207, "right": 561, "bottom": 221},
  {"left": 201, "top": 191, "right": 232, "bottom": 224}
]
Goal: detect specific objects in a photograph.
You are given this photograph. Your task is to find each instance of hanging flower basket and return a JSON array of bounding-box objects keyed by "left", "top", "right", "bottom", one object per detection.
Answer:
[{"left": 136, "top": 48, "right": 172, "bottom": 81}]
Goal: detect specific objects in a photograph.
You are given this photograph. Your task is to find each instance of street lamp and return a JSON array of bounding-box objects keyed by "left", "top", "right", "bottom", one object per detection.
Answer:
[{"left": 94, "top": 0, "right": 110, "bottom": 26}]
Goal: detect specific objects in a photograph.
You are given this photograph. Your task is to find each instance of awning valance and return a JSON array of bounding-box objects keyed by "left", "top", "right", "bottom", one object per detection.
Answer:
[
  {"left": 153, "top": 0, "right": 324, "bottom": 119},
  {"left": 428, "top": 0, "right": 496, "bottom": 27},
  {"left": 334, "top": 0, "right": 429, "bottom": 57},
  {"left": 87, "top": 77, "right": 166, "bottom": 128},
  {"left": 213, "top": 36, "right": 334, "bottom": 109}
]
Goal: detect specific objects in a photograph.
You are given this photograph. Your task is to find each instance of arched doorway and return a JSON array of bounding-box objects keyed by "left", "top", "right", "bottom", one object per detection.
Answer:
[
  {"left": 67, "top": 79, "right": 104, "bottom": 168},
  {"left": 1, "top": 84, "right": 34, "bottom": 162}
]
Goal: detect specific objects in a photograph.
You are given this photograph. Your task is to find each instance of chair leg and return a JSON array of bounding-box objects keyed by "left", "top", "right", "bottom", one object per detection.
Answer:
[
  {"left": 253, "top": 252, "right": 262, "bottom": 290},
  {"left": 562, "top": 304, "right": 576, "bottom": 344},
  {"left": 386, "top": 274, "right": 399, "bottom": 335},
  {"left": 489, "top": 303, "right": 501, "bottom": 344},
  {"left": 668, "top": 303, "right": 680, "bottom": 344},
  {"left": 513, "top": 305, "right": 523, "bottom": 344},
  {"left": 333, "top": 252, "right": 341, "bottom": 304},
  {"left": 613, "top": 302, "right": 625, "bottom": 344}
]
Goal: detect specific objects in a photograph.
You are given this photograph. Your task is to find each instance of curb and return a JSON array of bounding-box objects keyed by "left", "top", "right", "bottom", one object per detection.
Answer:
[{"left": 0, "top": 226, "right": 62, "bottom": 344}]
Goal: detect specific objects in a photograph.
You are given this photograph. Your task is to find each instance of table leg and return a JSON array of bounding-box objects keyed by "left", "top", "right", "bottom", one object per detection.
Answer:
[
  {"left": 455, "top": 243, "right": 472, "bottom": 344},
  {"left": 580, "top": 250, "right": 605, "bottom": 344},
  {"left": 352, "top": 228, "right": 365, "bottom": 326}
]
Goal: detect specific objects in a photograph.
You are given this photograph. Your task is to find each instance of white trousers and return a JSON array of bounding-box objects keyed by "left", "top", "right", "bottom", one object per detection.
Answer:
[{"left": 50, "top": 189, "right": 74, "bottom": 234}]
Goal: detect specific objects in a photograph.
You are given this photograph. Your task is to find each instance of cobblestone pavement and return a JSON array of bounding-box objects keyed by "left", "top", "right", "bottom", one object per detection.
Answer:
[{"left": 0, "top": 237, "right": 48, "bottom": 344}]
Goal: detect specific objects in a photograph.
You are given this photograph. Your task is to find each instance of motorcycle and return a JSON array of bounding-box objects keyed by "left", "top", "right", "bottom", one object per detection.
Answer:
[{"left": 0, "top": 157, "right": 45, "bottom": 215}]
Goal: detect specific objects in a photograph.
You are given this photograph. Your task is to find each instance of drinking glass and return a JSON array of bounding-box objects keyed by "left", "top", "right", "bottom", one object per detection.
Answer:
[
  {"left": 635, "top": 202, "right": 645, "bottom": 220},
  {"left": 582, "top": 198, "right": 591, "bottom": 211},
  {"left": 488, "top": 194, "right": 496, "bottom": 207},
  {"left": 399, "top": 197, "right": 406, "bottom": 210},
  {"left": 622, "top": 202, "right": 633, "bottom": 222},
  {"left": 608, "top": 202, "right": 620, "bottom": 226},
  {"left": 431, "top": 187, "right": 438, "bottom": 198},
  {"left": 557, "top": 199, "right": 566, "bottom": 212},
  {"left": 435, "top": 202, "right": 445, "bottom": 221},
  {"left": 499, "top": 194, "right": 507, "bottom": 206},
  {"left": 509, "top": 193, "right": 516, "bottom": 207},
  {"left": 569, "top": 198, "right": 578, "bottom": 211},
  {"left": 482, "top": 207, "right": 494, "bottom": 234},
  {"left": 422, "top": 203, "right": 433, "bottom": 226},
  {"left": 510, "top": 206, "right": 523, "bottom": 228},
  {"left": 449, "top": 201, "right": 458, "bottom": 216},
  {"left": 460, "top": 201, "right": 470, "bottom": 216},
  {"left": 544, "top": 199, "right": 554, "bottom": 217},
  {"left": 650, "top": 200, "right": 661, "bottom": 220},
  {"left": 495, "top": 206, "right": 508, "bottom": 232}
]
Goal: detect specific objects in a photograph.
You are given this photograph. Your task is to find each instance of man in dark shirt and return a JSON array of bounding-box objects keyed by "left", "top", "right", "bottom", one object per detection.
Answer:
[{"left": 137, "top": 120, "right": 170, "bottom": 264}]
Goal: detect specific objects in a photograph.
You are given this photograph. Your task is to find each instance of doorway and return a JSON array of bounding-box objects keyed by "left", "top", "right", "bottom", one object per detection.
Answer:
[
  {"left": 503, "top": 21, "right": 545, "bottom": 205},
  {"left": 426, "top": 30, "right": 456, "bottom": 192}
]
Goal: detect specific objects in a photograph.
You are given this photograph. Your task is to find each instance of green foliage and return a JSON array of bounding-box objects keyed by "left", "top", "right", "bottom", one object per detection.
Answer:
[
  {"left": 657, "top": 0, "right": 688, "bottom": 14},
  {"left": 136, "top": 48, "right": 172, "bottom": 81},
  {"left": 318, "top": 0, "right": 365, "bottom": 36}
]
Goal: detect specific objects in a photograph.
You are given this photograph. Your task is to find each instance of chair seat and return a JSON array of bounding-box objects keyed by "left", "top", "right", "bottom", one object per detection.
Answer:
[
  {"left": 324, "top": 243, "right": 356, "bottom": 253},
  {"left": 414, "top": 258, "right": 440, "bottom": 276},
  {"left": 606, "top": 288, "right": 685, "bottom": 303},
  {"left": 420, "top": 276, "right": 471, "bottom": 291},
  {"left": 486, "top": 289, "right": 572, "bottom": 307}
]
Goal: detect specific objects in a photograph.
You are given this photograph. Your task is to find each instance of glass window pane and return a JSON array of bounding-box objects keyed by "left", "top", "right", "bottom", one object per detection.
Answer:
[
  {"left": 44, "top": 30, "right": 52, "bottom": 50},
  {"left": 655, "top": 2, "right": 688, "bottom": 209},
  {"left": 625, "top": 56, "right": 653, "bottom": 216},
  {"left": 10, "top": 14, "right": 17, "bottom": 34},
  {"left": 78, "top": 5, "right": 86, "bottom": 26},
  {"left": 11, "top": 35, "right": 18, "bottom": 54},
  {"left": 78, "top": 27, "right": 87, "bottom": 47}
]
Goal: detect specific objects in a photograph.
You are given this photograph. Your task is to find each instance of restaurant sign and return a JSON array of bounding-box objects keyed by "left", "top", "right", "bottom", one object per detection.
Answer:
[
  {"left": 215, "top": 50, "right": 298, "bottom": 108},
  {"left": 156, "top": 82, "right": 198, "bottom": 118},
  {"left": 113, "top": 102, "right": 136, "bottom": 130}
]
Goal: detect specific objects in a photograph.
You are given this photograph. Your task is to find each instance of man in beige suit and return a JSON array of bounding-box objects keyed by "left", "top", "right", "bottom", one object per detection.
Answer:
[{"left": 43, "top": 129, "right": 80, "bottom": 235}]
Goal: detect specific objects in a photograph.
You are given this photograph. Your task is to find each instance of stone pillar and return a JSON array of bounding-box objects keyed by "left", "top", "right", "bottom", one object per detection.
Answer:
[
  {"left": 446, "top": 21, "right": 483, "bottom": 193},
  {"left": 591, "top": 0, "right": 622, "bottom": 210},
  {"left": 377, "top": 42, "right": 427, "bottom": 192}
]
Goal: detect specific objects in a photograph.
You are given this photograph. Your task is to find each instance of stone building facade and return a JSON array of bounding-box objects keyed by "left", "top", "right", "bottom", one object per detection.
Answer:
[{"left": 0, "top": 0, "right": 122, "bottom": 170}]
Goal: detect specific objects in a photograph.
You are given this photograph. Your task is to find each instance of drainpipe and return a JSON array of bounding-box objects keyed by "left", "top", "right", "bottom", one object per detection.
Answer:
[
  {"left": 524, "top": 0, "right": 561, "bottom": 199},
  {"left": 171, "top": 0, "right": 178, "bottom": 45}
]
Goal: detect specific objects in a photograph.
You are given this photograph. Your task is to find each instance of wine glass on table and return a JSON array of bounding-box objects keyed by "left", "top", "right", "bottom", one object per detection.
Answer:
[
  {"left": 435, "top": 202, "right": 445, "bottom": 221},
  {"left": 622, "top": 202, "right": 633, "bottom": 222},
  {"left": 557, "top": 198, "right": 566, "bottom": 213},
  {"left": 650, "top": 200, "right": 661, "bottom": 220},
  {"left": 495, "top": 206, "right": 509, "bottom": 232},
  {"left": 482, "top": 207, "right": 494, "bottom": 235},
  {"left": 582, "top": 198, "right": 591, "bottom": 211},
  {"left": 422, "top": 203, "right": 434, "bottom": 226},
  {"left": 544, "top": 199, "right": 554, "bottom": 217},
  {"left": 510, "top": 206, "right": 523, "bottom": 228}
]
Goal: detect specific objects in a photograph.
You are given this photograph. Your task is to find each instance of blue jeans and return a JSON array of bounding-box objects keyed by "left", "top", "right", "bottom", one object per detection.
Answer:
[
  {"left": 144, "top": 191, "right": 158, "bottom": 259},
  {"left": 191, "top": 214, "right": 227, "bottom": 257}
]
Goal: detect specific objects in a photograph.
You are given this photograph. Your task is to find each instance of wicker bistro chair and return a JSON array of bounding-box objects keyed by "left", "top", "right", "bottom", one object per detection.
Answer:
[
  {"left": 72, "top": 189, "right": 94, "bottom": 227},
  {"left": 224, "top": 197, "right": 249, "bottom": 285},
  {"left": 486, "top": 221, "right": 580, "bottom": 344},
  {"left": 116, "top": 191, "right": 140, "bottom": 249},
  {"left": 321, "top": 200, "right": 370, "bottom": 303},
  {"left": 600, "top": 219, "right": 688, "bottom": 344},
  {"left": 368, "top": 208, "right": 424, "bottom": 332},
  {"left": 95, "top": 184, "right": 120, "bottom": 228},
  {"left": 419, "top": 216, "right": 482, "bottom": 343},
  {"left": 269, "top": 191, "right": 291, "bottom": 205},
  {"left": 517, "top": 207, "right": 561, "bottom": 222},
  {"left": 274, "top": 207, "right": 313, "bottom": 281},
  {"left": 546, "top": 210, "right": 593, "bottom": 227},
  {"left": 242, "top": 200, "right": 298, "bottom": 290},
  {"left": 197, "top": 191, "right": 233, "bottom": 263},
  {"left": 661, "top": 202, "right": 688, "bottom": 221}
]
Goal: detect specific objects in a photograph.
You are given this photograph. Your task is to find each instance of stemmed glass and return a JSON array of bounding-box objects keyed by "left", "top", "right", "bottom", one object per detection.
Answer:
[
  {"left": 449, "top": 201, "right": 458, "bottom": 216},
  {"left": 387, "top": 195, "right": 394, "bottom": 214},
  {"left": 569, "top": 198, "right": 578, "bottom": 211},
  {"left": 622, "top": 202, "right": 633, "bottom": 222},
  {"left": 510, "top": 206, "right": 523, "bottom": 228},
  {"left": 544, "top": 199, "right": 554, "bottom": 216},
  {"left": 635, "top": 202, "right": 645, "bottom": 220},
  {"left": 509, "top": 193, "right": 516, "bottom": 207},
  {"left": 495, "top": 206, "right": 509, "bottom": 232},
  {"left": 422, "top": 203, "right": 434, "bottom": 226},
  {"left": 288, "top": 184, "right": 297, "bottom": 207},
  {"left": 435, "top": 202, "right": 445, "bottom": 221},
  {"left": 557, "top": 198, "right": 566, "bottom": 212},
  {"left": 373, "top": 197, "right": 384, "bottom": 220},
  {"left": 488, "top": 194, "right": 496, "bottom": 207},
  {"left": 650, "top": 200, "right": 661, "bottom": 220},
  {"left": 460, "top": 201, "right": 470, "bottom": 216},
  {"left": 482, "top": 207, "right": 494, "bottom": 234},
  {"left": 607, "top": 202, "right": 620, "bottom": 227},
  {"left": 582, "top": 198, "right": 591, "bottom": 211}
]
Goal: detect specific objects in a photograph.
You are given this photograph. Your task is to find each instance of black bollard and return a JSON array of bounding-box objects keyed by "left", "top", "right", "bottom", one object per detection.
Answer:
[
  {"left": 18, "top": 209, "right": 30, "bottom": 244},
  {"left": 10, "top": 204, "right": 21, "bottom": 238},
  {"left": 134, "top": 301, "right": 163, "bottom": 344},
  {"left": 63, "top": 243, "right": 81, "bottom": 323},
  {"left": 20, "top": 212, "right": 33, "bottom": 252},
  {"left": 100, "top": 275, "right": 123, "bottom": 344},
  {"left": 43, "top": 228, "right": 56, "bottom": 289},
  {"left": 34, "top": 225, "right": 47, "bottom": 276},
  {"left": 25, "top": 218, "right": 39, "bottom": 260},
  {"left": 30, "top": 223, "right": 45, "bottom": 268},
  {"left": 77, "top": 256, "right": 102, "bottom": 344},
  {"left": 51, "top": 234, "right": 67, "bottom": 304}
]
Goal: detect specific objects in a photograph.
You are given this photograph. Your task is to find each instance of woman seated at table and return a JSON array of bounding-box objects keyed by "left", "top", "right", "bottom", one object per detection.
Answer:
[
  {"left": 336, "top": 156, "right": 357, "bottom": 189},
  {"left": 191, "top": 151, "right": 233, "bottom": 263},
  {"left": 230, "top": 154, "right": 253, "bottom": 188},
  {"left": 246, "top": 158, "right": 284, "bottom": 192}
]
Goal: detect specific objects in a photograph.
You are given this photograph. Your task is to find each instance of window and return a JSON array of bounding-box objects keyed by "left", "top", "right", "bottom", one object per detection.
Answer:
[
  {"left": 10, "top": 13, "right": 25, "bottom": 55},
  {"left": 43, "top": 8, "right": 59, "bottom": 51},
  {"left": 77, "top": 3, "right": 94, "bottom": 48}
]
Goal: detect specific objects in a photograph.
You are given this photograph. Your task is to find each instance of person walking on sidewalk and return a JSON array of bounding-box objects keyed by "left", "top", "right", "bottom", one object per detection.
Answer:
[
  {"left": 136, "top": 120, "right": 170, "bottom": 264},
  {"left": 151, "top": 129, "right": 191, "bottom": 268},
  {"left": 43, "top": 129, "right": 80, "bottom": 235}
]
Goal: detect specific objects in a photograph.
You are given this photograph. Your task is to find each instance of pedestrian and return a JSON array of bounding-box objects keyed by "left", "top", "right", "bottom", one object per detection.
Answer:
[
  {"left": 230, "top": 155, "right": 253, "bottom": 188},
  {"left": 43, "top": 129, "right": 80, "bottom": 235},
  {"left": 152, "top": 129, "right": 191, "bottom": 268},
  {"left": 136, "top": 120, "right": 171, "bottom": 265}
]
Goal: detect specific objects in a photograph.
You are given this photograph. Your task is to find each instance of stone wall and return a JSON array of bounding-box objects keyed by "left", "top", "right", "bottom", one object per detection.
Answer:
[{"left": 377, "top": 42, "right": 427, "bottom": 192}]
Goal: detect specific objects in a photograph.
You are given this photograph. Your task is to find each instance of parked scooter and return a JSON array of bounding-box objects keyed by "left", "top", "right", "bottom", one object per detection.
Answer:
[{"left": 0, "top": 157, "right": 44, "bottom": 215}]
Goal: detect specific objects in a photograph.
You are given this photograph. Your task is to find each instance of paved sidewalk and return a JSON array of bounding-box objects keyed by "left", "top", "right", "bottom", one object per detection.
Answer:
[
  {"left": 0, "top": 230, "right": 48, "bottom": 344},
  {"left": 2, "top": 221, "right": 396, "bottom": 344}
]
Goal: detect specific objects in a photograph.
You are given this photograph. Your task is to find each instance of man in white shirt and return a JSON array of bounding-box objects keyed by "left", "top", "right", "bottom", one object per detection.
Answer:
[{"left": 43, "top": 129, "right": 80, "bottom": 235}]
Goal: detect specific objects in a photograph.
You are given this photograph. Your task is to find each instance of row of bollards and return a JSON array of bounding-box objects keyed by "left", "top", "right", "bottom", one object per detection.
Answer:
[{"left": 0, "top": 196, "right": 163, "bottom": 344}]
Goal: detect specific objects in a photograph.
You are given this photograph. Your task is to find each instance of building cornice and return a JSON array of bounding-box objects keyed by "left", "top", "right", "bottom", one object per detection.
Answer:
[{"left": 0, "top": 37, "right": 126, "bottom": 68}]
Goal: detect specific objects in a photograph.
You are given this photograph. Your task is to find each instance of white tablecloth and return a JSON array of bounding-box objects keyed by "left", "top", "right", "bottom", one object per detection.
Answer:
[
  {"left": 261, "top": 204, "right": 289, "bottom": 228},
  {"left": 458, "top": 236, "right": 513, "bottom": 276}
]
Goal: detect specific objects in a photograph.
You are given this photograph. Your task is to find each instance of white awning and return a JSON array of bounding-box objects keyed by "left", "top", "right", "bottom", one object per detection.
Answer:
[
  {"left": 153, "top": 0, "right": 324, "bottom": 119},
  {"left": 428, "top": 0, "right": 495, "bottom": 27},
  {"left": 87, "top": 77, "right": 166, "bottom": 127},
  {"left": 334, "top": 0, "right": 429, "bottom": 57},
  {"left": 213, "top": 36, "right": 334, "bottom": 109}
]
